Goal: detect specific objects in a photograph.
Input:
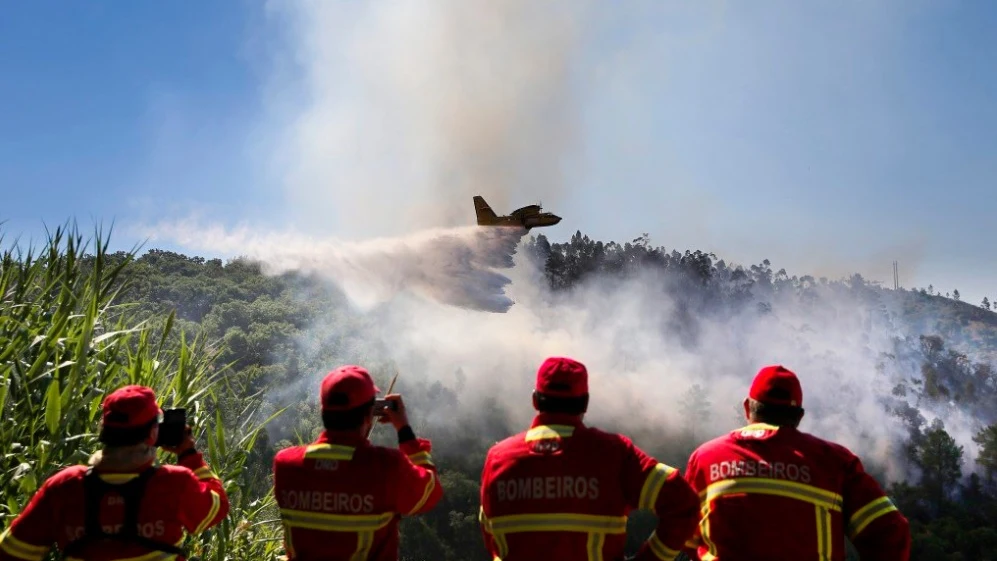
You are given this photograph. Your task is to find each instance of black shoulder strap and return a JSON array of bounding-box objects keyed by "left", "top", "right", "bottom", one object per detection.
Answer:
[
  {"left": 63, "top": 467, "right": 117, "bottom": 556},
  {"left": 119, "top": 466, "right": 158, "bottom": 538},
  {"left": 82, "top": 466, "right": 107, "bottom": 539},
  {"left": 62, "top": 466, "right": 186, "bottom": 558}
]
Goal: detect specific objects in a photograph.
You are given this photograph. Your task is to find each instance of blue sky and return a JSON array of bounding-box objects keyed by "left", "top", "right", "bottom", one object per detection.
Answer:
[{"left": 2, "top": 1, "right": 996, "bottom": 304}]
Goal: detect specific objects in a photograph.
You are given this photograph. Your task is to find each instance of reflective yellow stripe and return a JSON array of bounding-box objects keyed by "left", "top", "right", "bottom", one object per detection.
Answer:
[
  {"left": 282, "top": 518, "right": 297, "bottom": 558},
  {"left": 700, "top": 476, "right": 842, "bottom": 559},
  {"left": 479, "top": 508, "right": 508, "bottom": 557},
  {"left": 848, "top": 495, "right": 898, "bottom": 537},
  {"left": 351, "top": 530, "right": 374, "bottom": 561},
  {"left": 65, "top": 541, "right": 183, "bottom": 561},
  {"left": 525, "top": 425, "right": 574, "bottom": 441},
  {"left": 407, "top": 451, "right": 434, "bottom": 467},
  {"left": 0, "top": 544, "right": 38, "bottom": 561},
  {"left": 647, "top": 531, "right": 680, "bottom": 560},
  {"left": 193, "top": 466, "right": 218, "bottom": 480},
  {"left": 0, "top": 528, "right": 49, "bottom": 561},
  {"left": 698, "top": 512, "right": 717, "bottom": 560},
  {"left": 97, "top": 473, "right": 140, "bottom": 484},
  {"left": 738, "top": 422, "right": 780, "bottom": 432},
  {"left": 194, "top": 490, "right": 221, "bottom": 534},
  {"left": 280, "top": 509, "right": 394, "bottom": 532},
  {"left": 638, "top": 463, "right": 675, "bottom": 510},
  {"left": 484, "top": 512, "right": 628, "bottom": 534},
  {"left": 586, "top": 531, "right": 605, "bottom": 561},
  {"left": 702, "top": 478, "right": 843, "bottom": 512},
  {"left": 816, "top": 505, "right": 832, "bottom": 560},
  {"left": 305, "top": 444, "right": 356, "bottom": 460},
  {"left": 815, "top": 506, "right": 825, "bottom": 558},
  {"left": 697, "top": 477, "right": 728, "bottom": 561},
  {"left": 407, "top": 472, "right": 437, "bottom": 515},
  {"left": 67, "top": 553, "right": 177, "bottom": 561},
  {"left": 495, "top": 533, "right": 509, "bottom": 558},
  {"left": 480, "top": 511, "right": 625, "bottom": 561}
]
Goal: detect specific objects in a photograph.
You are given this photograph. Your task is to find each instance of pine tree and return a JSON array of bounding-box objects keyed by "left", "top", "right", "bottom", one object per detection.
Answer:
[
  {"left": 973, "top": 424, "right": 997, "bottom": 488},
  {"left": 680, "top": 384, "right": 712, "bottom": 442},
  {"left": 914, "top": 419, "right": 964, "bottom": 513}
]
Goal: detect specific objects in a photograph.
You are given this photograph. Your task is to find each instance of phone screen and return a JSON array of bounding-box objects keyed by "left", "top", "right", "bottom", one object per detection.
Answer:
[
  {"left": 156, "top": 408, "right": 187, "bottom": 447},
  {"left": 373, "top": 399, "right": 396, "bottom": 416}
]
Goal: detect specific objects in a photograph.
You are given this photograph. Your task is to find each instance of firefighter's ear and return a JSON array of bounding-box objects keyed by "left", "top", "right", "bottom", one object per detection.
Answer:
[
  {"left": 742, "top": 398, "right": 751, "bottom": 421},
  {"left": 146, "top": 424, "right": 159, "bottom": 447},
  {"left": 531, "top": 391, "right": 540, "bottom": 411}
]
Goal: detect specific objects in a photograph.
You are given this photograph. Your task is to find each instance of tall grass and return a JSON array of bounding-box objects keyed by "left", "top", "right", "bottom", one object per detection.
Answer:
[{"left": 0, "top": 225, "right": 284, "bottom": 560}]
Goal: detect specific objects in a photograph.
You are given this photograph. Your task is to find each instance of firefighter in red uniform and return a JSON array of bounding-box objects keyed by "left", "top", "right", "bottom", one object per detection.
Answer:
[
  {"left": 682, "top": 365, "right": 911, "bottom": 561},
  {"left": 0, "top": 385, "right": 229, "bottom": 561},
  {"left": 479, "top": 356, "right": 700, "bottom": 561},
  {"left": 272, "top": 365, "right": 443, "bottom": 561}
]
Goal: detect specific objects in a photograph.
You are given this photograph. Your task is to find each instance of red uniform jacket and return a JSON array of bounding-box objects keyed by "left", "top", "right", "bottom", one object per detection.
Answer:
[
  {"left": 479, "top": 414, "right": 700, "bottom": 561},
  {"left": 272, "top": 429, "right": 443, "bottom": 561},
  {"left": 0, "top": 450, "right": 228, "bottom": 561},
  {"left": 683, "top": 422, "right": 911, "bottom": 561}
]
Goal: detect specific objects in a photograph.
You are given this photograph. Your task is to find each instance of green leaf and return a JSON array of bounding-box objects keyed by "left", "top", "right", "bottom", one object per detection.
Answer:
[
  {"left": 45, "top": 379, "right": 62, "bottom": 437},
  {"left": 17, "top": 472, "right": 37, "bottom": 495},
  {"left": 0, "top": 369, "right": 9, "bottom": 416},
  {"left": 216, "top": 408, "right": 227, "bottom": 458}
]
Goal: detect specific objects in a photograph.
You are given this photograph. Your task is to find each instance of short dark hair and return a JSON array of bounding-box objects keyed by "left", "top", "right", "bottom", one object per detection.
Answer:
[
  {"left": 99, "top": 420, "right": 157, "bottom": 446},
  {"left": 748, "top": 398, "right": 804, "bottom": 427},
  {"left": 322, "top": 398, "right": 375, "bottom": 431},
  {"left": 534, "top": 391, "right": 589, "bottom": 415}
]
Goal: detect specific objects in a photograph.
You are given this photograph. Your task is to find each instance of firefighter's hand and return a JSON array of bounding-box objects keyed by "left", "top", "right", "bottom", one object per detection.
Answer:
[
  {"left": 161, "top": 425, "right": 196, "bottom": 456},
  {"left": 377, "top": 394, "right": 410, "bottom": 430}
]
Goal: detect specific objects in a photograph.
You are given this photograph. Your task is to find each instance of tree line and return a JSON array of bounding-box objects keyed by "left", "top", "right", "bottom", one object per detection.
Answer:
[{"left": 2, "top": 225, "right": 997, "bottom": 559}]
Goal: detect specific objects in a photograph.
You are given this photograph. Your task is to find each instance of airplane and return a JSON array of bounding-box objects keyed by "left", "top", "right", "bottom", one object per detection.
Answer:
[{"left": 473, "top": 195, "right": 561, "bottom": 230}]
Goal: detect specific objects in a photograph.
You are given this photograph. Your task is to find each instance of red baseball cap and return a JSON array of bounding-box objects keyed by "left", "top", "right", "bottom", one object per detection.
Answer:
[
  {"left": 321, "top": 365, "right": 380, "bottom": 411},
  {"left": 102, "top": 385, "right": 162, "bottom": 428},
  {"left": 535, "top": 357, "right": 588, "bottom": 398},
  {"left": 749, "top": 365, "right": 803, "bottom": 407}
]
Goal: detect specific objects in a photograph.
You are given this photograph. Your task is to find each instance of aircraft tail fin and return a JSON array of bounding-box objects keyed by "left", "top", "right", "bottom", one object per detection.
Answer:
[{"left": 473, "top": 195, "right": 498, "bottom": 224}]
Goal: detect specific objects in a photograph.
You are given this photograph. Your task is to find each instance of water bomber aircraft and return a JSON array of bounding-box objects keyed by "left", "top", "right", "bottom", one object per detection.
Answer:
[{"left": 473, "top": 195, "right": 561, "bottom": 231}]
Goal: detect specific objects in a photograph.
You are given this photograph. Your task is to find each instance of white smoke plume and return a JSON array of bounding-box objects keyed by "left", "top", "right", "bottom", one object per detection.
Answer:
[
  {"left": 262, "top": 0, "right": 590, "bottom": 236},
  {"left": 143, "top": 0, "right": 990, "bottom": 486},
  {"left": 149, "top": 216, "right": 983, "bottom": 482},
  {"left": 145, "top": 219, "right": 527, "bottom": 313},
  {"left": 357, "top": 259, "right": 919, "bottom": 479}
]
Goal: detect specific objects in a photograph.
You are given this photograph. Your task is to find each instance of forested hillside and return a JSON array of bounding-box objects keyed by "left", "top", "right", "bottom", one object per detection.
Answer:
[{"left": 3, "top": 226, "right": 997, "bottom": 560}]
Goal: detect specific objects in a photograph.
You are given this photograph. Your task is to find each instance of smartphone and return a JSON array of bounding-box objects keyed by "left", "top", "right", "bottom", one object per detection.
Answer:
[
  {"left": 155, "top": 408, "right": 187, "bottom": 447},
  {"left": 373, "top": 399, "right": 398, "bottom": 416}
]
